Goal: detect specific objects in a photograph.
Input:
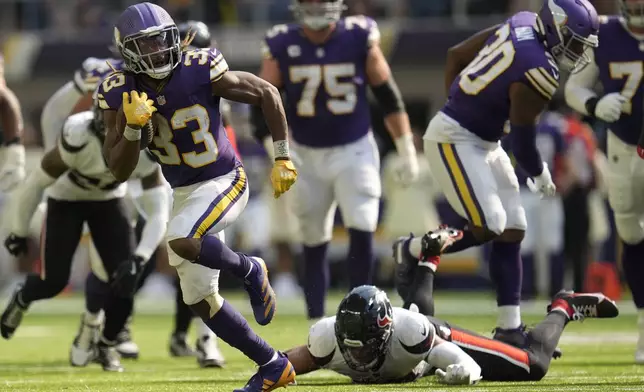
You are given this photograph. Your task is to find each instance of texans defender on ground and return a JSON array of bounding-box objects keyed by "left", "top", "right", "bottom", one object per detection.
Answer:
[
  {"left": 0, "top": 55, "right": 26, "bottom": 192},
  {"left": 393, "top": 0, "right": 599, "bottom": 347},
  {"left": 564, "top": 2, "right": 644, "bottom": 363},
  {"left": 98, "top": 3, "right": 297, "bottom": 391},
  {"left": 256, "top": 0, "right": 418, "bottom": 320},
  {"left": 0, "top": 105, "right": 168, "bottom": 372},
  {"left": 284, "top": 285, "right": 618, "bottom": 385}
]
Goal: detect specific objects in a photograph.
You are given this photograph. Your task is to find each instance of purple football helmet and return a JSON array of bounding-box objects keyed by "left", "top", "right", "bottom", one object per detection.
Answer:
[
  {"left": 290, "top": 0, "right": 347, "bottom": 31},
  {"left": 621, "top": 0, "right": 644, "bottom": 28},
  {"left": 537, "top": 0, "right": 599, "bottom": 73},
  {"left": 113, "top": 2, "right": 181, "bottom": 79}
]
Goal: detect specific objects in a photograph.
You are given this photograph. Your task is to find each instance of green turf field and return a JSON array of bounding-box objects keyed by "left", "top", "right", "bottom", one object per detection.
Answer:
[{"left": 1, "top": 291, "right": 644, "bottom": 391}]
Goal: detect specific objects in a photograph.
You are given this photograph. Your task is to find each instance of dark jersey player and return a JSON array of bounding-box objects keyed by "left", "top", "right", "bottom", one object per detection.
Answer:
[
  {"left": 256, "top": 0, "right": 418, "bottom": 321},
  {"left": 284, "top": 285, "right": 618, "bottom": 385},
  {"left": 565, "top": 0, "right": 644, "bottom": 364},
  {"left": 393, "top": 0, "right": 599, "bottom": 349},
  {"left": 97, "top": 3, "right": 297, "bottom": 392}
]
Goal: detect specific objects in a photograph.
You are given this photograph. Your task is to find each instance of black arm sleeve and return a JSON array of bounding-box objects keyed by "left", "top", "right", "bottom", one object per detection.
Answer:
[{"left": 370, "top": 78, "right": 405, "bottom": 116}]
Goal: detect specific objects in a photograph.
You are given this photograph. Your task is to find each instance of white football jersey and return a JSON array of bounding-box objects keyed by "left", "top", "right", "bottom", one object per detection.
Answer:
[
  {"left": 308, "top": 307, "right": 434, "bottom": 383},
  {"left": 46, "top": 111, "right": 158, "bottom": 201},
  {"left": 41, "top": 57, "right": 121, "bottom": 150}
]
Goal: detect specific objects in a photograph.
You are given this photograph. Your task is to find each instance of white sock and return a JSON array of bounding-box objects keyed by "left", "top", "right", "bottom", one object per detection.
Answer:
[
  {"left": 497, "top": 305, "right": 521, "bottom": 329},
  {"left": 261, "top": 351, "right": 279, "bottom": 367},
  {"left": 637, "top": 310, "right": 644, "bottom": 349},
  {"left": 409, "top": 237, "right": 423, "bottom": 259},
  {"left": 84, "top": 310, "right": 103, "bottom": 326},
  {"left": 197, "top": 318, "right": 216, "bottom": 339}
]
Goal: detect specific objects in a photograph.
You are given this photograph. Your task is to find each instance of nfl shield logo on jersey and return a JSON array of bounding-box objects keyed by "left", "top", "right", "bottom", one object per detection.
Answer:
[{"left": 157, "top": 95, "right": 166, "bottom": 105}]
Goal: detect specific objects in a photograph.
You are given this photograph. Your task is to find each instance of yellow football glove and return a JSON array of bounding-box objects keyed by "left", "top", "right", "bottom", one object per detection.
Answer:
[
  {"left": 122, "top": 91, "right": 157, "bottom": 127},
  {"left": 270, "top": 159, "right": 297, "bottom": 198}
]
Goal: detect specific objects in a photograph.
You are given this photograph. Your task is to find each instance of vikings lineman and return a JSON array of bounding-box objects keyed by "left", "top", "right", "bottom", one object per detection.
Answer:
[
  {"left": 565, "top": 2, "right": 644, "bottom": 363},
  {"left": 394, "top": 0, "right": 599, "bottom": 347},
  {"left": 256, "top": 0, "right": 418, "bottom": 320},
  {"left": 99, "top": 3, "right": 297, "bottom": 391},
  {"left": 0, "top": 103, "right": 168, "bottom": 372},
  {"left": 284, "top": 285, "right": 618, "bottom": 385}
]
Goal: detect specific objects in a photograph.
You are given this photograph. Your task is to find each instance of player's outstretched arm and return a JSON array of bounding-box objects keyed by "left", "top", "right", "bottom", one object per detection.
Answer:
[
  {"left": 426, "top": 337, "right": 482, "bottom": 385},
  {"left": 283, "top": 345, "right": 321, "bottom": 376},
  {"left": 444, "top": 24, "right": 500, "bottom": 94},
  {"left": 564, "top": 49, "right": 601, "bottom": 116},
  {"left": 366, "top": 43, "right": 418, "bottom": 185},
  {"left": 0, "top": 86, "right": 25, "bottom": 191},
  {"left": 7, "top": 148, "right": 65, "bottom": 238}
]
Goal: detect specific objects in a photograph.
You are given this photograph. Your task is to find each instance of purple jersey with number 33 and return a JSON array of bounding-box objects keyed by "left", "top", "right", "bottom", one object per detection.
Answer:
[
  {"left": 263, "top": 15, "right": 379, "bottom": 148},
  {"left": 442, "top": 12, "right": 560, "bottom": 142},
  {"left": 96, "top": 48, "right": 239, "bottom": 188}
]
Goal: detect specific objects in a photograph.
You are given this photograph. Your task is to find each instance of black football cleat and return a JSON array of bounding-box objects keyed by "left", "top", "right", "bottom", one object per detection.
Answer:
[
  {"left": 392, "top": 235, "right": 418, "bottom": 301},
  {"left": 96, "top": 341, "right": 124, "bottom": 372},
  {"left": 548, "top": 290, "right": 619, "bottom": 320},
  {"left": 420, "top": 225, "right": 464, "bottom": 259},
  {"left": 1, "top": 285, "right": 28, "bottom": 340}
]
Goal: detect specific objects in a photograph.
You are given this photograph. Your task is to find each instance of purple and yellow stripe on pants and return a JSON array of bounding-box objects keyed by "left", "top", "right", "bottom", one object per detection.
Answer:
[
  {"left": 188, "top": 166, "right": 247, "bottom": 238},
  {"left": 437, "top": 143, "right": 486, "bottom": 228}
]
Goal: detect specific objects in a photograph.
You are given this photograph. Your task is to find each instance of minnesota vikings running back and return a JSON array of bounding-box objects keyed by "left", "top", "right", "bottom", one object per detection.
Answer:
[
  {"left": 285, "top": 285, "right": 618, "bottom": 385},
  {"left": 256, "top": 0, "right": 418, "bottom": 320},
  {"left": 394, "top": 0, "right": 599, "bottom": 347},
  {"left": 98, "top": 3, "right": 297, "bottom": 391},
  {"left": 565, "top": 1, "right": 644, "bottom": 363}
]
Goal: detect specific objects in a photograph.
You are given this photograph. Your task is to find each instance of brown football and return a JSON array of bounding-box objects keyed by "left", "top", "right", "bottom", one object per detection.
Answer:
[{"left": 115, "top": 105, "right": 157, "bottom": 150}]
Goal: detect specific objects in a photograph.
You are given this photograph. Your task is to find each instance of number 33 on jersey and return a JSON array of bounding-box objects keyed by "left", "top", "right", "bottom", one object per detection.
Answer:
[
  {"left": 96, "top": 47, "right": 239, "bottom": 188},
  {"left": 443, "top": 12, "right": 560, "bottom": 142}
]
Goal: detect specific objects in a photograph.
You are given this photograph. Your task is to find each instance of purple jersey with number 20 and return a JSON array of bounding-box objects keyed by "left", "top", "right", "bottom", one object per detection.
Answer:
[{"left": 442, "top": 12, "right": 560, "bottom": 142}]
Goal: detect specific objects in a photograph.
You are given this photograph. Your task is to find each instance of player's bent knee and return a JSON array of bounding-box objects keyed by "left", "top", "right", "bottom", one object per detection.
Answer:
[
  {"left": 480, "top": 208, "right": 507, "bottom": 237},
  {"left": 497, "top": 228, "right": 525, "bottom": 243},
  {"left": 471, "top": 226, "right": 499, "bottom": 243},
  {"left": 614, "top": 214, "right": 644, "bottom": 245},
  {"left": 168, "top": 237, "right": 201, "bottom": 261}
]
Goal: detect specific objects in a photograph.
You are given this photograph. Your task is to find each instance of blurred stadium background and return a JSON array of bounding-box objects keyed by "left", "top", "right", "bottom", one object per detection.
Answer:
[{"left": 1, "top": 1, "right": 642, "bottom": 391}]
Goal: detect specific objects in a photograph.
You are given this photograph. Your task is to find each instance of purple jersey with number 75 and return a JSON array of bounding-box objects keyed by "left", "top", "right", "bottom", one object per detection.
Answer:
[
  {"left": 96, "top": 47, "right": 239, "bottom": 188},
  {"left": 263, "top": 15, "right": 379, "bottom": 148},
  {"left": 442, "top": 12, "right": 561, "bottom": 142}
]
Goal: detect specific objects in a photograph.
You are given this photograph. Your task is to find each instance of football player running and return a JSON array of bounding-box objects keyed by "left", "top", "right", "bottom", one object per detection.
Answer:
[
  {"left": 393, "top": 0, "right": 599, "bottom": 348},
  {"left": 0, "top": 55, "right": 26, "bottom": 192},
  {"left": 84, "top": 19, "right": 228, "bottom": 368},
  {"left": 284, "top": 285, "right": 618, "bottom": 385},
  {"left": 0, "top": 102, "right": 169, "bottom": 372},
  {"left": 564, "top": 1, "right": 644, "bottom": 364},
  {"left": 99, "top": 3, "right": 297, "bottom": 391},
  {"left": 256, "top": 0, "right": 418, "bottom": 321}
]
